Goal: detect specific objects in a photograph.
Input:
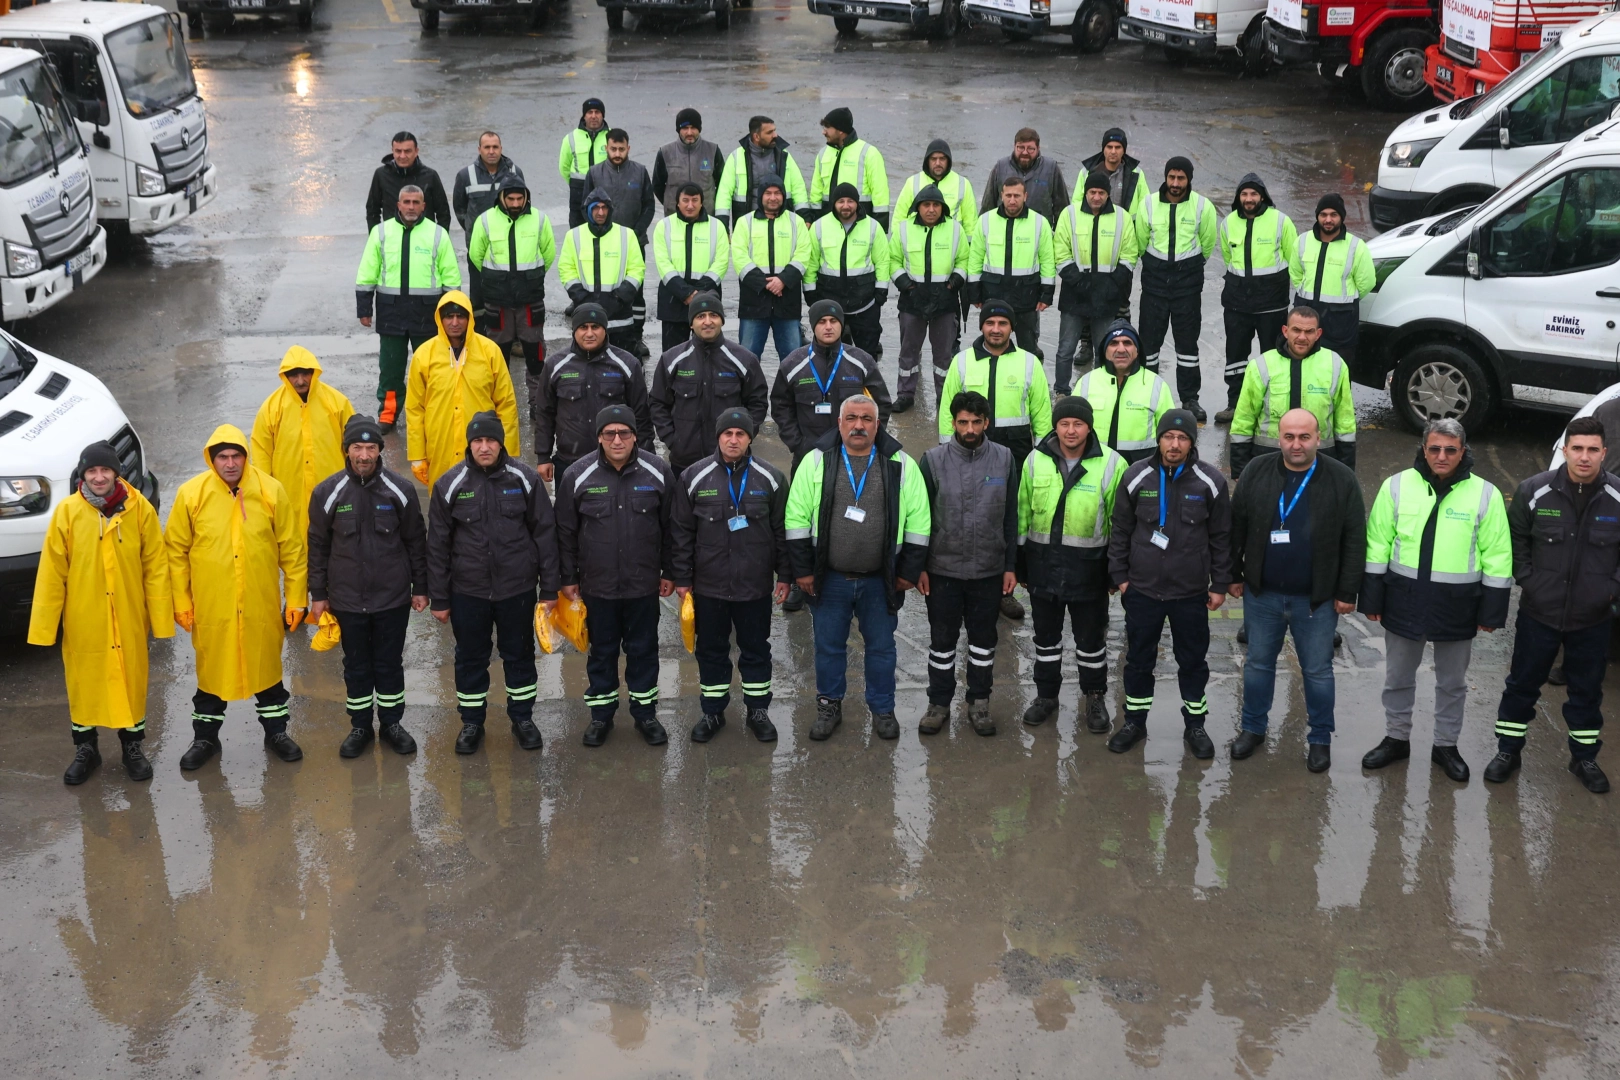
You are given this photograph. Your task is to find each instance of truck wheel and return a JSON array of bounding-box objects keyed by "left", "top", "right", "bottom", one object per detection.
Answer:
[
  {"left": 1070, "top": 0, "right": 1114, "bottom": 52},
  {"left": 1362, "top": 27, "right": 1435, "bottom": 111},
  {"left": 928, "top": 0, "right": 961, "bottom": 39},
  {"left": 713, "top": 0, "right": 729, "bottom": 28},
  {"left": 1392, "top": 343, "right": 1494, "bottom": 434},
  {"left": 1239, "top": 20, "right": 1270, "bottom": 75},
  {"left": 418, "top": 5, "right": 439, "bottom": 27},
  {"left": 186, "top": 10, "right": 204, "bottom": 35},
  {"left": 833, "top": 15, "right": 858, "bottom": 32},
  {"left": 606, "top": 5, "right": 624, "bottom": 28}
]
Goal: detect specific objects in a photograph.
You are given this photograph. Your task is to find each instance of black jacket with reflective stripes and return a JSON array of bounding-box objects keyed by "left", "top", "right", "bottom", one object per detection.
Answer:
[
  {"left": 1510, "top": 466, "right": 1620, "bottom": 632},
  {"left": 426, "top": 452, "right": 558, "bottom": 608},
  {"left": 670, "top": 452, "right": 790, "bottom": 601},
  {"left": 307, "top": 465, "right": 429, "bottom": 613},
  {"left": 556, "top": 449, "right": 676, "bottom": 600}
]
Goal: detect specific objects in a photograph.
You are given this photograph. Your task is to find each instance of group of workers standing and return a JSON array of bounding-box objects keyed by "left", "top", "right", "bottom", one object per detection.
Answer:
[{"left": 23, "top": 107, "right": 1616, "bottom": 805}]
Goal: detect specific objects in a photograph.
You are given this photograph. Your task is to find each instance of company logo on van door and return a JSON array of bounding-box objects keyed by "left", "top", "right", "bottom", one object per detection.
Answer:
[{"left": 1545, "top": 314, "right": 1587, "bottom": 341}]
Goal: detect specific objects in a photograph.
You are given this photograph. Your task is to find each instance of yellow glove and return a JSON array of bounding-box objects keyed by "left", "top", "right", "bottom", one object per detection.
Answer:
[
  {"left": 284, "top": 606, "right": 305, "bottom": 631},
  {"left": 411, "top": 460, "right": 429, "bottom": 485},
  {"left": 174, "top": 609, "right": 194, "bottom": 633}
]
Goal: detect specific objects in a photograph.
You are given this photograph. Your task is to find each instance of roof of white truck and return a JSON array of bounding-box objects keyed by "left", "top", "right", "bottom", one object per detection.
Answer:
[{"left": 0, "top": 1, "right": 171, "bottom": 35}]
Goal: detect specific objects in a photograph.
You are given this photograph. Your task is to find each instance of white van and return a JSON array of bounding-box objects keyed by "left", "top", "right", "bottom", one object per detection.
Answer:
[
  {"left": 1, "top": 2, "right": 217, "bottom": 237},
  {"left": 1369, "top": 10, "right": 1620, "bottom": 230},
  {"left": 0, "top": 332, "right": 155, "bottom": 637},
  {"left": 960, "top": 0, "right": 1121, "bottom": 50},
  {"left": 1117, "top": 0, "right": 1268, "bottom": 68},
  {"left": 0, "top": 45, "right": 106, "bottom": 322},
  {"left": 1359, "top": 117, "right": 1620, "bottom": 431}
]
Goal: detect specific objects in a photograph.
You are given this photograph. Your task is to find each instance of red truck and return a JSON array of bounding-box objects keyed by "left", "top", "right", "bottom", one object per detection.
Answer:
[
  {"left": 1263, "top": 0, "right": 1439, "bottom": 110},
  {"left": 1425, "top": 0, "right": 1613, "bottom": 101}
]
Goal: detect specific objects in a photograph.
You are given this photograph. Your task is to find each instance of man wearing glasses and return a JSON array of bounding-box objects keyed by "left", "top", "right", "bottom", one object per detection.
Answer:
[{"left": 1359, "top": 419, "right": 1511, "bottom": 784}]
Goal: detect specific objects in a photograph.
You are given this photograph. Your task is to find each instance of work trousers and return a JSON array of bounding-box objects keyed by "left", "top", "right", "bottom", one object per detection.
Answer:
[
  {"left": 608, "top": 325, "right": 644, "bottom": 356},
  {"left": 1012, "top": 308, "right": 1043, "bottom": 361},
  {"left": 1139, "top": 290, "right": 1201, "bottom": 403},
  {"left": 1238, "top": 590, "right": 1338, "bottom": 745},
  {"left": 1381, "top": 628, "right": 1471, "bottom": 748},
  {"left": 1031, "top": 594, "right": 1109, "bottom": 699},
  {"left": 191, "top": 682, "right": 292, "bottom": 739},
  {"left": 466, "top": 264, "right": 485, "bottom": 328},
  {"left": 1121, "top": 588, "right": 1209, "bottom": 728},
  {"left": 843, "top": 304, "right": 883, "bottom": 362},
  {"left": 1222, "top": 307, "right": 1286, "bottom": 407},
  {"left": 1055, "top": 312, "right": 1115, "bottom": 396},
  {"left": 449, "top": 589, "right": 537, "bottom": 726},
  {"left": 583, "top": 594, "right": 661, "bottom": 722},
  {"left": 333, "top": 606, "right": 411, "bottom": 730},
  {"left": 811, "top": 571, "right": 898, "bottom": 712},
  {"left": 897, "top": 310, "right": 957, "bottom": 404},
  {"left": 1496, "top": 610, "right": 1608, "bottom": 760},
  {"left": 738, "top": 318, "right": 803, "bottom": 365},
  {"left": 694, "top": 595, "right": 774, "bottom": 715},
  {"left": 924, "top": 574, "right": 1002, "bottom": 704},
  {"left": 1298, "top": 296, "right": 1360, "bottom": 367},
  {"left": 377, "top": 332, "right": 433, "bottom": 426},
  {"left": 662, "top": 321, "right": 692, "bottom": 354}
]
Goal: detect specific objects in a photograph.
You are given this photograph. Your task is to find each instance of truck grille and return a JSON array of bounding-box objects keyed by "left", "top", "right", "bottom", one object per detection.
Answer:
[
  {"left": 22, "top": 168, "right": 94, "bottom": 265},
  {"left": 108, "top": 424, "right": 145, "bottom": 482},
  {"left": 1441, "top": 35, "right": 1476, "bottom": 66},
  {"left": 152, "top": 121, "right": 207, "bottom": 190}
]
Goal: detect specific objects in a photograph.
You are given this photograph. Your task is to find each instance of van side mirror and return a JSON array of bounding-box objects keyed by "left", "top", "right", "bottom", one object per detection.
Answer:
[
  {"left": 1498, "top": 109, "right": 1510, "bottom": 149},
  {"left": 1466, "top": 226, "right": 1482, "bottom": 279},
  {"left": 74, "top": 98, "right": 108, "bottom": 127}
]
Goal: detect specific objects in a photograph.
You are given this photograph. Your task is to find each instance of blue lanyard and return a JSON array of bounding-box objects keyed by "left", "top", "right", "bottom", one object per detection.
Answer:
[
  {"left": 1277, "top": 458, "right": 1317, "bottom": 527},
  {"left": 1157, "top": 464, "right": 1184, "bottom": 530},
  {"left": 813, "top": 346, "right": 844, "bottom": 398},
  {"left": 842, "top": 447, "right": 873, "bottom": 505},
  {"left": 726, "top": 458, "right": 749, "bottom": 515}
]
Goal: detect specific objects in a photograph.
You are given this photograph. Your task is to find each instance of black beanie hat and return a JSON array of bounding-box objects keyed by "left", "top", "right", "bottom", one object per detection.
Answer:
[
  {"left": 808, "top": 298, "right": 845, "bottom": 327},
  {"left": 1316, "top": 192, "right": 1347, "bottom": 218},
  {"left": 572, "top": 302, "right": 608, "bottom": 331},
  {"left": 1102, "top": 127, "right": 1128, "bottom": 150},
  {"left": 1052, "top": 396, "right": 1094, "bottom": 427},
  {"left": 466, "top": 410, "right": 505, "bottom": 446},
  {"left": 1165, "top": 155, "right": 1194, "bottom": 180},
  {"left": 676, "top": 107, "right": 702, "bottom": 131},
  {"left": 583, "top": 97, "right": 605, "bottom": 114},
  {"left": 821, "top": 107, "right": 854, "bottom": 134},
  {"left": 980, "top": 297, "right": 1016, "bottom": 325},
  {"left": 1157, "top": 409, "right": 1198, "bottom": 440},
  {"left": 715, "top": 407, "right": 756, "bottom": 440},
  {"left": 77, "top": 440, "right": 122, "bottom": 477},
  {"left": 596, "top": 404, "right": 637, "bottom": 436},
  {"left": 830, "top": 181, "right": 860, "bottom": 205},
  {"left": 343, "top": 414, "right": 384, "bottom": 451},
  {"left": 1084, "top": 170, "right": 1112, "bottom": 194},
  {"left": 688, "top": 291, "right": 724, "bottom": 323}
]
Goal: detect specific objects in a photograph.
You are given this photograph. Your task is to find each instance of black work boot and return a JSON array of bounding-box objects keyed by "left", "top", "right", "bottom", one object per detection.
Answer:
[
  {"left": 512, "top": 717, "right": 544, "bottom": 751},
  {"left": 1483, "top": 751, "right": 1521, "bottom": 783},
  {"left": 1183, "top": 725, "right": 1215, "bottom": 760},
  {"left": 455, "top": 723, "right": 485, "bottom": 755},
  {"left": 1184, "top": 399, "right": 1207, "bottom": 423},
  {"left": 1431, "top": 745, "right": 1470, "bottom": 782},
  {"left": 872, "top": 712, "right": 900, "bottom": 740},
  {"left": 919, "top": 702, "right": 950, "bottom": 735},
  {"left": 634, "top": 713, "right": 669, "bottom": 746},
  {"left": 1108, "top": 720, "right": 1146, "bottom": 754},
  {"left": 691, "top": 713, "right": 726, "bottom": 743},
  {"left": 809, "top": 697, "right": 842, "bottom": 741},
  {"left": 264, "top": 731, "right": 303, "bottom": 762},
  {"left": 1570, "top": 758, "right": 1611, "bottom": 794},
  {"left": 64, "top": 734, "right": 101, "bottom": 786},
  {"left": 967, "top": 699, "right": 995, "bottom": 737},
  {"left": 582, "top": 716, "right": 614, "bottom": 747},
  {"left": 1083, "top": 692, "right": 1110, "bottom": 734},
  {"left": 339, "top": 727, "right": 374, "bottom": 759},
  {"left": 179, "top": 725, "right": 222, "bottom": 771},
  {"left": 1361, "top": 736, "right": 1410, "bottom": 770},
  {"left": 783, "top": 584, "right": 807, "bottom": 613},
  {"left": 1023, "top": 697, "right": 1058, "bottom": 726},
  {"left": 891, "top": 395, "right": 914, "bottom": 414},
  {"left": 745, "top": 707, "right": 778, "bottom": 742},
  {"left": 379, "top": 723, "right": 418, "bottom": 755},
  {"left": 1230, "top": 730, "right": 1265, "bottom": 760},
  {"left": 118, "top": 731, "right": 153, "bottom": 782}
]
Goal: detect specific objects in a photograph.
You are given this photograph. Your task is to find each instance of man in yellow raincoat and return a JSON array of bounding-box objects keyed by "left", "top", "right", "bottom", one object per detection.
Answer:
[
  {"left": 28, "top": 441, "right": 173, "bottom": 785},
  {"left": 405, "top": 291, "right": 521, "bottom": 488},
  {"left": 250, "top": 345, "right": 355, "bottom": 541},
  {"left": 165, "top": 424, "right": 308, "bottom": 771}
]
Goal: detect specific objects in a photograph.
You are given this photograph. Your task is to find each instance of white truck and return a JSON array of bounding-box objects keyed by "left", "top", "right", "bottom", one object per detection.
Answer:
[
  {"left": 1118, "top": 0, "right": 1270, "bottom": 69},
  {"left": 1358, "top": 115, "right": 1620, "bottom": 431},
  {"left": 0, "top": 332, "right": 156, "bottom": 637},
  {"left": 0, "top": 44, "right": 106, "bottom": 322},
  {"left": 0, "top": 2, "right": 217, "bottom": 238},
  {"left": 959, "top": 0, "right": 1122, "bottom": 50}
]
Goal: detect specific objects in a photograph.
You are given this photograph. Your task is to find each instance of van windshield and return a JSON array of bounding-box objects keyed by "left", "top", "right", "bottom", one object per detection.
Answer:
[
  {"left": 106, "top": 15, "right": 195, "bottom": 117},
  {"left": 0, "top": 59, "right": 82, "bottom": 189},
  {"left": 1461, "top": 38, "right": 1571, "bottom": 117}
]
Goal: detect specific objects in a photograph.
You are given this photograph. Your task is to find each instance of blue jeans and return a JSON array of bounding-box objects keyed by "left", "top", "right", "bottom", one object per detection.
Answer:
[
  {"left": 810, "top": 571, "right": 898, "bottom": 712},
  {"left": 1240, "top": 589, "right": 1338, "bottom": 745},
  {"left": 738, "top": 318, "right": 802, "bottom": 364}
]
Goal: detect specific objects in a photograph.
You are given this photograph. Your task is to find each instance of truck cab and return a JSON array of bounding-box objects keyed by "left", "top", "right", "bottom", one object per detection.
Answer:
[
  {"left": 1118, "top": 0, "right": 1269, "bottom": 67},
  {"left": 0, "top": 45, "right": 105, "bottom": 322},
  {"left": 959, "top": 0, "right": 1121, "bottom": 51},
  {"left": 1369, "top": 10, "right": 1620, "bottom": 228},
  {"left": 0, "top": 2, "right": 217, "bottom": 238},
  {"left": 1262, "top": 0, "right": 1436, "bottom": 110},
  {"left": 1359, "top": 117, "right": 1620, "bottom": 431},
  {"left": 1426, "top": 0, "right": 1613, "bottom": 103}
]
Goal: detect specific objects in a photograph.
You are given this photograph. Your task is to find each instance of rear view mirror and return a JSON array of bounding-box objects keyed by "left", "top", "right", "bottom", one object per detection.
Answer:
[
  {"left": 1498, "top": 109, "right": 1510, "bottom": 149},
  {"left": 74, "top": 97, "right": 107, "bottom": 127},
  {"left": 1466, "top": 226, "right": 1482, "bottom": 279}
]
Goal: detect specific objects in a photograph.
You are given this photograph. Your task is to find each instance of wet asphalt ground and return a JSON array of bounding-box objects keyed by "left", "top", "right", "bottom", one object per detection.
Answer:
[{"left": 3, "top": 0, "right": 1619, "bottom": 1074}]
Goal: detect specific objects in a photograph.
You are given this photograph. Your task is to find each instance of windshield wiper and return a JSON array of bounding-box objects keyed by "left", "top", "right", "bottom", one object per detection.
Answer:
[{"left": 24, "top": 77, "right": 60, "bottom": 178}]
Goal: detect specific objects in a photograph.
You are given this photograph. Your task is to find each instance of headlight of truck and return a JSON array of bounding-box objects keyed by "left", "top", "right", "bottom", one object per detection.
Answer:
[
  {"left": 1372, "top": 256, "right": 1407, "bottom": 292},
  {"left": 1386, "top": 138, "right": 1441, "bottom": 168},
  {"left": 135, "top": 165, "right": 167, "bottom": 197},
  {"left": 0, "top": 476, "right": 50, "bottom": 517},
  {"left": 1030, "top": 0, "right": 1049, "bottom": 12},
  {"left": 5, "top": 241, "right": 42, "bottom": 277},
  {"left": 1194, "top": 11, "right": 1216, "bottom": 30}
]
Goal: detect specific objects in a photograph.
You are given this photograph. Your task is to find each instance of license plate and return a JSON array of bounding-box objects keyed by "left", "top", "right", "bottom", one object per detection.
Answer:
[
  {"left": 185, "top": 177, "right": 202, "bottom": 198},
  {"left": 1436, "top": 65, "right": 1452, "bottom": 83},
  {"left": 237, "top": 0, "right": 266, "bottom": 7},
  {"left": 978, "top": 10, "right": 1002, "bottom": 20},
  {"left": 1140, "top": 25, "right": 1166, "bottom": 40},
  {"left": 64, "top": 250, "right": 93, "bottom": 277},
  {"left": 1267, "top": 38, "right": 1279, "bottom": 52}
]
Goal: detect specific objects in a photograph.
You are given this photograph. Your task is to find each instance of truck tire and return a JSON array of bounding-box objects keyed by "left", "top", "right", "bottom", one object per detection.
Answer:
[
  {"left": 713, "top": 0, "right": 729, "bottom": 28},
  {"left": 1392, "top": 342, "right": 1495, "bottom": 433},
  {"left": 606, "top": 4, "right": 624, "bottom": 27},
  {"left": 1362, "top": 27, "right": 1435, "bottom": 111},
  {"left": 1070, "top": 0, "right": 1114, "bottom": 52},
  {"left": 418, "top": 4, "right": 439, "bottom": 27},
  {"left": 1239, "top": 19, "right": 1270, "bottom": 75},
  {"left": 833, "top": 15, "right": 858, "bottom": 32},
  {"left": 927, "top": 0, "right": 961, "bottom": 39}
]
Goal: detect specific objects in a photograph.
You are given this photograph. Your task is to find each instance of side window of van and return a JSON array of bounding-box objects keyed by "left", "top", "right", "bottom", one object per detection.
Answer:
[
  {"left": 1506, "top": 55, "right": 1620, "bottom": 148},
  {"left": 1485, "top": 168, "right": 1620, "bottom": 275}
]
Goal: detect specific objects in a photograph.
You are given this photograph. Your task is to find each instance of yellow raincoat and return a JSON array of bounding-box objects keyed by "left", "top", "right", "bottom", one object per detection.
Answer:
[
  {"left": 405, "top": 290, "right": 520, "bottom": 486},
  {"left": 250, "top": 346, "right": 354, "bottom": 541},
  {"left": 166, "top": 424, "right": 308, "bottom": 701},
  {"left": 28, "top": 484, "right": 174, "bottom": 729}
]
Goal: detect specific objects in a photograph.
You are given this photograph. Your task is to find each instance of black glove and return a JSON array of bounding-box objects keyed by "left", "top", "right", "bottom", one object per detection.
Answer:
[
  {"left": 566, "top": 284, "right": 588, "bottom": 305},
  {"left": 696, "top": 276, "right": 720, "bottom": 294},
  {"left": 673, "top": 280, "right": 697, "bottom": 304},
  {"left": 613, "top": 280, "right": 640, "bottom": 306},
  {"left": 894, "top": 273, "right": 916, "bottom": 292},
  {"left": 1058, "top": 264, "right": 1085, "bottom": 290},
  {"left": 946, "top": 272, "right": 965, "bottom": 292}
]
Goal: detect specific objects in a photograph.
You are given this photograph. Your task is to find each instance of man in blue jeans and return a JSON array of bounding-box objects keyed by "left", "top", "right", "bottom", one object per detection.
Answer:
[
  {"left": 784, "top": 395, "right": 931, "bottom": 741},
  {"left": 1226, "top": 409, "right": 1364, "bottom": 772}
]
